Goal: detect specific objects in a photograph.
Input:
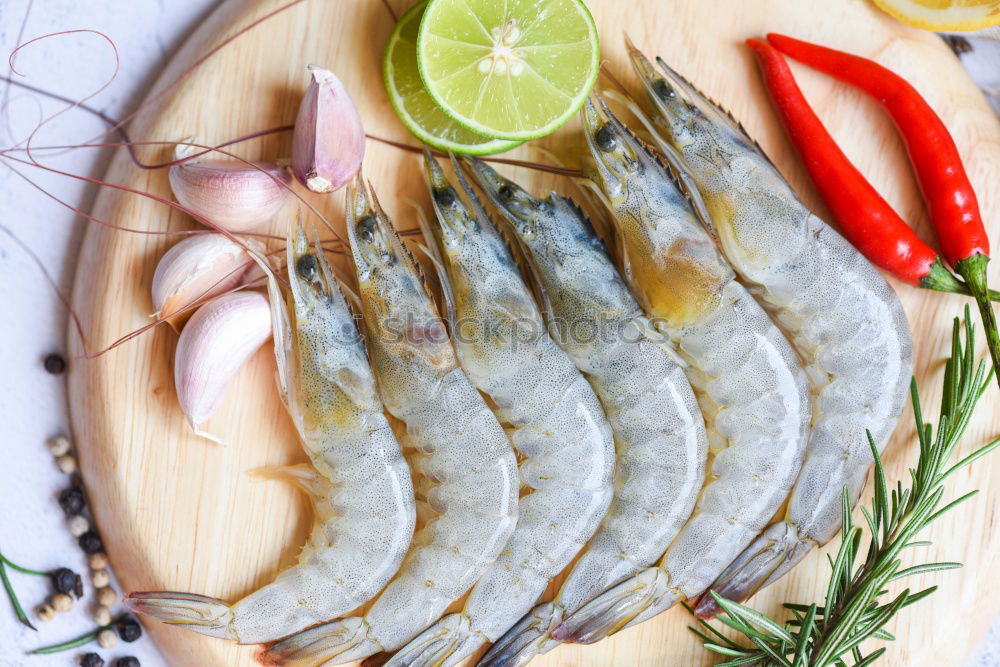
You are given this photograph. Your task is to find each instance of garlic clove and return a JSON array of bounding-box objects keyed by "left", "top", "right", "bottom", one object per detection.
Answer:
[
  {"left": 174, "top": 291, "right": 272, "bottom": 442},
  {"left": 152, "top": 233, "right": 263, "bottom": 330},
  {"left": 291, "top": 65, "right": 365, "bottom": 193},
  {"left": 168, "top": 143, "right": 292, "bottom": 232}
]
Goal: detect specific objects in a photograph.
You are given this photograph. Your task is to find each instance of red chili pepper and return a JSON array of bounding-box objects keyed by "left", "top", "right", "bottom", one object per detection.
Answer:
[
  {"left": 767, "top": 33, "right": 988, "bottom": 266},
  {"left": 746, "top": 39, "right": 937, "bottom": 285},
  {"left": 762, "top": 34, "right": 1000, "bottom": 385}
]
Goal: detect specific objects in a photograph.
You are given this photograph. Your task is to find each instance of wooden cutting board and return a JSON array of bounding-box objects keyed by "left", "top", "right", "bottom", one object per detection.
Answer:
[{"left": 67, "top": 0, "right": 1000, "bottom": 665}]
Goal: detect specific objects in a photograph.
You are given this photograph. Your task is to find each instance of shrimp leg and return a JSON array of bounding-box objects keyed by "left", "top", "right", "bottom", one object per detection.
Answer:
[
  {"left": 624, "top": 40, "right": 912, "bottom": 616},
  {"left": 552, "top": 99, "right": 811, "bottom": 645},
  {"left": 464, "top": 158, "right": 707, "bottom": 666},
  {"left": 260, "top": 175, "right": 519, "bottom": 666},
  {"left": 124, "top": 224, "right": 416, "bottom": 644}
]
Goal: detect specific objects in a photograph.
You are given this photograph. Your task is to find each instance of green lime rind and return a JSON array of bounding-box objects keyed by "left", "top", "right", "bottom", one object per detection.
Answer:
[
  {"left": 383, "top": 1, "right": 522, "bottom": 156},
  {"left": 416, "top": 0, "right": 600, "bottom": 142}
]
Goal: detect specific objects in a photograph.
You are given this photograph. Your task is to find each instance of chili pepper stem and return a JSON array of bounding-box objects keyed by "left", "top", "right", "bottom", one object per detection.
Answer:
[
  {"left": 955, "top": 253, "right": 1000, "bottom": 389},
  {"left": 918, "top": 258, "right": 1000, "bottom": 301}
]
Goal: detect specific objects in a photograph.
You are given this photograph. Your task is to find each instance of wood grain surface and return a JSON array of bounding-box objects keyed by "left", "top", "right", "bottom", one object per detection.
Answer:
[{"left": 67, "top": 0, "right": 1000, "bottom": 665}]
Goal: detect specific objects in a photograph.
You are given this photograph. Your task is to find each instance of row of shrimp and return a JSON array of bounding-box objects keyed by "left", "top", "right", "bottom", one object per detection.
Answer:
[{"left": 124, "top": 36, "right": 913, "bottom": 666}]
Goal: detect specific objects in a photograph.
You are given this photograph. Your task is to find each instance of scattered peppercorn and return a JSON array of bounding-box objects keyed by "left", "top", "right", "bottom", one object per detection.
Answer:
[
  {"left": 92, "top": 604, "right": 112, "bottom": 626},
  {"left": 44, "top": 353, "right": 66, "bottom": 375},
  {"left": 36, "top": 603, "right": 56, "bottom": 622},
  {"left": 47, "top": 434, "right": 72, "bottom": 457},
  {"left": 78, "top": 531, "right": 104, "bottom": 555},
  {"left": 114, "top": 658, "right": 140, "bottom": 667},
  {"left": 68, "top": 514, "right": 90, "bottom": 537},
  {"left": 116, "top": 615, "right": 142, "bottom": 642},
  {"left": 91, "top": 568, "right": 110, "bottom": 589},
  {"left": 58, "top": 486, "right": 86, "bottom": 515},
  {"left": 88, "top": 552, "right": 109, "bottom": 570},
  {"left": 50, "top": 568, "right": 83, "bottom": 598},
  {"left": 57, "top": 454, "right": 79, "bottom": 474},
  {"left": 52, "top": 592, "right": 74, "bottom": 612},
  {"left": 97, "top": 628, "right": 118, "bottom": 649},
  {"left": 80, "top": 652, "right": 104, "bottom": 667},
  {"left": 97, "top": 586, "right": 117, "bottom": 607}
]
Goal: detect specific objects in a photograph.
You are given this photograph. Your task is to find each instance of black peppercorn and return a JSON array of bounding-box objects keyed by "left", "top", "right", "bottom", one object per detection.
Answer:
[
  {"left": 43, "top": 353, "right": 67, "bottom": 374},
  {"left": 116, "top": 615, "right": 142, "bottom": 642},
  {"left": 114, "top": 658, "right": 140, "bottom": 667},
  {"left": 80, "top": 653, "right": 104, "bottom": 667},
  {"left": 78, "top": 530, "right": 104, "bottom": 555},
  {"left": 50, "top": 568, "right": 83, "bottom": 598},
  {"left": 58, "top": 486, "right": 86, "bottom": 515}
]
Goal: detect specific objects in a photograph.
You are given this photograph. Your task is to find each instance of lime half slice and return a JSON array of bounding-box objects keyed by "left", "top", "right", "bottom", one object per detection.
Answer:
[
  {"left": 417, "top": 0, "right": 600, "bottom": 141},
  {"left": 384, "top": 1, "right": 521, "bottom": 155}
]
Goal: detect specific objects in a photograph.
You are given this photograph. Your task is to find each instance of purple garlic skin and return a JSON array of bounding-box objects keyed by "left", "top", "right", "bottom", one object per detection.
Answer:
[
  {"left": 173, "top": 290, "right": 272, "bottom": 443},
  {"left": 168, "top": 156, "right": 292, "bottom": 232},
  {"left": 151, "top": 233, "right": 261, "bottom": 330},
  {"left": 291, "top": 65, "right": 365, "bottom": 193}
]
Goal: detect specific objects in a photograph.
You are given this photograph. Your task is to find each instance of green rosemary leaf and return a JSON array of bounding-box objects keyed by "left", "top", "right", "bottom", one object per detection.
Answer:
[
  {"left": 713, "top": 593, "right": 792, "bottom": 643},
  {"left": 747, "top": 633, "right": 793, "bottom": 667},
  {"left": 859, "top": 507, "right": 878, "bottom": 550},
  {"left": 833, "top": 590, "right": 909, "bottom": 659},
  {"left": 711, "top": 608, "right": 770, "bottom": 641},
  {"left": 900, "top": 586, "right": 936, "bottom": 607},
  {"left": 683, "top": 602, "right": 742, "bottom": 649},
  {"left": 0, "top": 559, "right": 34, "bottom": 630},
  {"left": 31, "top": 613, "right": 127, "bottom": 654},
  {"left": 871, "top": 628, "right": 895, "bottom": 641},
  {"left": 922, "top": 489, "right": 976, "bottom": 528},
  {"left": 689, "top": 627, "right": 723, "bottom": 648},
  {"left": 0, "top": 553, "right": 48, "bottom": 577},
  {"left": 889, "top": 562, "right": 961, "bottom": 581},
  {"left": 716, "top": 653, "right": 768, "bottom": 667},
  {"left": 902, "top": 540, "right": 932, "bottom": 549},
  {"left": 703, "top": 643, "right": 754, "bottom": 657},
  {"left": 938, "top": 437, "right": 1000, "bottom": 484},
  {"left": 853, "top": 647, "right": 887, "bottom": 667},
  {"left": 868, "top": 433, "right": 889, "bottom": 541},
  {"left": 791, "top": 603, "right": 817, "bottom": 667},
  {"left": 825, "top": 521, "right": 860, "bottom": 613}
]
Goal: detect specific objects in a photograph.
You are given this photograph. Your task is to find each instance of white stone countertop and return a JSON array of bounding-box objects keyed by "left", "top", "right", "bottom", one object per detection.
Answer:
[{"left": 0, "top": 1, "right": 996, "bottom": 665}]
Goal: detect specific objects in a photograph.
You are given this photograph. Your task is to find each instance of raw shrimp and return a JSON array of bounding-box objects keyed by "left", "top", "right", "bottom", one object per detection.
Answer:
[
  {"left": 624, "top": 41, "right": 913, "bottom": 615},
  {"left": 550, "top": 99, "right": 811, "bottom": 646},
  {"left": 124, "top": 224, "right": 416, "bottom": 644},
  {"left": 259, "top": 175, "right": 520, "bottom": 665},
  {"left": 464, "top": 157, "right": 707, "bottom": 667},
  {"left": 381, "top": 154, "right": 616, "bottom": 667}
]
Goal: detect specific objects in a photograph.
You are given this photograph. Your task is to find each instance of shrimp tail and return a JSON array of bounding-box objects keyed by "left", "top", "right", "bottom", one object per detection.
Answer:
[
  {"left": 258, "top": 617, "right": 376, "bottom": 666},
  {"left": 551, "top": 568, "right": 677, "bottom": 645},
  {"left": 382, "top": 613, "right": 481, "bottom": 667},
  {"left": 477, "top": 602, "right": 563, "bottom": 667},
  {"left": 123, "top": 592, "right": 235, "bottom": 640},
  {"left": 693, "top": 521, "right": 813, "bottom": 618}
]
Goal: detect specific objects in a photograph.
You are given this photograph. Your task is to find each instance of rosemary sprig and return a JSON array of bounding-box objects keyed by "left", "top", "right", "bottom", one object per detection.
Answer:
[
  {"left": 0, "top": 550, "right": 49, "bottom": 631},
  {"left": 0, "top": 558, "right": 34, "bottom": 630},
  {"left": 691, "top": 305, "right": 1000, "bottom": 666},
  {"left": 29, "top": 612, "right": 129, "bottom": 654}
]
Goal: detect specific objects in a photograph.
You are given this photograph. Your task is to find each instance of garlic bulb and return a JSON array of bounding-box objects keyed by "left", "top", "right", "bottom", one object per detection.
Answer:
[
  {"left": 168, "top": 143, "right": 292, "bottom": 232},
  {"left": 174, "top": 291, "right": 272, "bottom": 442},
  {"left": 291, "top": 65, "right": 365, "bottom": 193},
  {"left": 152, "top": 233, "right": 262, "bottom": 330}
]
